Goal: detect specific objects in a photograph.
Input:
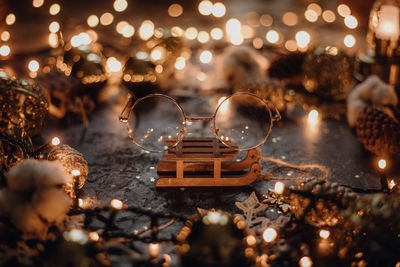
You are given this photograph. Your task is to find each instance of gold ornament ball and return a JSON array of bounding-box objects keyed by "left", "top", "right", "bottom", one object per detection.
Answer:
[{"left": 47, "top": 144, "right": 88, "bottom": 198}]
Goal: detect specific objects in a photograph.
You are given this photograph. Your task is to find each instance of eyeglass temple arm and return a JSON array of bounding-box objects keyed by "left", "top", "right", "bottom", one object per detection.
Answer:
[
  {"left": 119, "top": 94, "right": 135, "bottom": 122},
  {"left": 268, "top": 101, "right": 282, "bottom": 122}
]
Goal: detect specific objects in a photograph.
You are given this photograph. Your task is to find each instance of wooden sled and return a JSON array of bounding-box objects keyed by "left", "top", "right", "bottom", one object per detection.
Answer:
[{"left": 156, "top": 137, "right": 261, "bottom": 187}]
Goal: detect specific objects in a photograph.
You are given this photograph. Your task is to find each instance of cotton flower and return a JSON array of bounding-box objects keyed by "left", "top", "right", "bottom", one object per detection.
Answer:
[{"left": 0, "top": 159, "right": 72, "bottom": 239}]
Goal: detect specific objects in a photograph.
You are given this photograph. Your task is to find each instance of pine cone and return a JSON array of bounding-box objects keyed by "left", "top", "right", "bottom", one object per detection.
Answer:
[
  {"left": 355, "top": 106, "right": 400, "bottom": 156},
  {"left": 268, "top": 52, "right": 305, "bottom": 80}
]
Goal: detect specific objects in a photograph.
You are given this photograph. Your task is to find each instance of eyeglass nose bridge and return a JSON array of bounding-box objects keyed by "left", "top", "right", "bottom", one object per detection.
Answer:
[{"left": 185, "top": 116, "right": 214, "bottom": 122}]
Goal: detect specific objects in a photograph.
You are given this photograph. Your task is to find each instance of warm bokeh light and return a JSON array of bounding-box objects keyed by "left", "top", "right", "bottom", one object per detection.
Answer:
[
  {"left": 296, "top": 31, "right": 311, "bottom": 48},
  {"left": 1, "top": 31, "right": 10, "bottom": 42},
  {"left": 198, "top": 0, "right": 213, "bottom": 16},
  {"left": 230, "top": 34, "right": 244, "bottom": 45},
  {"left": 49, "top": 21, "right": 60, "bottom": 33},
  {"left": 139, "top": 20, "right": 154, "bottom": 40},
  {"left": 299, "top": 256, "right": 313, "bottom": 267},
  {"left": 263, "top": 228, "right": 278, "bottom": 242},
  {"left": 285, "top": 39, "right": 297, "bottom": 51},
  {"left": 110, "top": 199, "right": 123, "bottom": 210},
  {"left": 210, "top": 27, "right": 223, "bottom": 40},
  {"left": 304, "top": 9, "right": 318, "bottom": 22},
  {"left": 319, "top": 230, "right": 330, "bottom": 239},
  {"left": 307, "top": 3, "right": 322, "bottom": 16},
  {"left": 378, "top": 159, "right": 386, "bottom": 169},
  {"left": 71, "top": 169, "right": 81, "bottom": 176},
  {"left": 266, "top": 30, "right": 279, "bottom": 44},
  {"left": 282, "top": 12, "right": 298, "bottom": 26},
  {"left": 389, "top": 179, "right": 396, "bottom": 190},
  {"left": 344, "top": 15, "right": 358, "bottom": 29},
  {"left": 116, "top": 21, "right": 128, "bottom": 34},
  {"left": 51, "top": 137, "right": 60, "bottom": 146},
  {"left": 32, "top": 0, "right": 44, "bottom": 8},
  {"left": 308, "top": 109, "right": 319, "bottom": 124},
  {"left": 87, "top": 15, "right": 99, "bottom": 27},
  {"left": 260, "top": 14, "right": 273, "bottom": 26},
  {"left": 121, "top": 24, "right": 135, "bottom": 38},
  {"left": 100, "top": 12, "right": 114, "bottom": 26},
  {"left": 174, "top": 57, "right": 186, "bottom": 70},
  {"left": 171, "top": 26, "right": 184, "bottom": 37},
  {"left": 155, "top": 65, "right": 163, "bottom": 73},
  {"left": 246, "top": 235, "right": 257, "bottom": 246},
  {"left": 344, "top": 34, "right": 356, "bottom": 48},
  {"left": 185, "top": 27, "right": 198, "bottom": 40},
  {"left": 322, "top": 10, "right": 336, "bottom": 23},
  {"left": 49, "top": 3, "right": 61, "bottom": 15},
  {"left": 241, "top": 25, "right": 254, "bottom": 39},
  {"left": 199, "top": 50, "right": 212, "bottom": 63},
  {"left": 274, "top": 182, "right": 285, "bottom": 194},
  {"left": 150, "top": 46, "right": 165, "bottom": 61},
  {"left": 168, "top": 3, "right": 183, "bottom": 17},
  {"left": 212, "top": 2, "right": 226, "bottom": 17},
  {"left": 71, "top": 32, "right": 91, "bottom": 47},
  {"left": 89, "top": 232, "right": 100, "bottom": 241},
  {"left": 149, "top": 242, "right": 160, "bottom": 258},
  {"left": 106, "top": 57, "right": 122, "bottom": 72},
  {"left": 252, "top": 37, "right": 263, "bottom": 49},
  {"left": 113, "top": 0, "right": 128, "bottom": 12},
  {"left": 5, "top": 13, "right": 16, "bottom": 25},
  {"left": 226, "top": 18, "right": 241, "bottom": 35},
  {"left": 0, "top": 45, "right": 10, "bottom": 56},
  {"left": 197, "top": 31, "right": 210, "bottom": 43},
  {"left": 337, "top": 4, "right": 351, "bottom": 17},
  {"left": 28, "top": 60, "right": 40, "bottom": 72}
]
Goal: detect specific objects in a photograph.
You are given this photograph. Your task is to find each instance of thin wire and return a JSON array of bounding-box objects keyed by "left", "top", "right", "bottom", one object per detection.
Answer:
[{"left": 256, "top": 148, "right": 329, "bottom": 182}]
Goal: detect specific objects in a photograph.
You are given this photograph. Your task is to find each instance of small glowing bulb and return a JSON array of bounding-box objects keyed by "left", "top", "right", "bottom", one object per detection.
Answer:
[
  {"left": 5, "top": 13, "right": 16, "bottom": 25},
  {"left": 168, "top": 3, "right": 183, "bottom": 17},
  {"left": 307, "top": 3, "right": 322, "bottom": 16},
  {"left": 253, "top": 37, "right": 263, "bottom": 49},
  {"left": 116, "top": 21, "right": 128, "bottom": 34},
  {"left": 171, "top": 26, "right": 184, "bottom": 37},
  {"left": 71, "top": 169, "right": 81, "bottom": 176},
  {"left": 121, "top": 24, "right": 135, "bottom": 38},
  {"left": 285, "top": 40, "right": 297, "bottom": 52},
  {"left": 100, "top": 12, "right": 114, "bottom": 26},
  {"left": 282, "top": 12, "right": 298, "bottom": 26},
  {"left": 185, "top": 27, "right": 198, "bottom": 40},
  {"left": 149, "top": 242, "right": 160, "bottom": 258},
  {"left": 106, "top": 57, "right": 122, "bottom": 72},
  {"left": 110, "top": 199, "right": 123, "bottom": 210},
  {"left": 319, "top": 230, "right": 330, "bottom": 239},
  {"left": 32, "top": 0, "right": 44, "bottom": 8},
  {"left": 78, "top": 198, "right": 83, "bottom": 207},
  {"left": 174, "top": 57, "right": 186, "bottom": 70},
  {"left": 388, "top": 179, "right": 396, "bottom": 190},
  {"left": 49, "top": 3, "right": 61, "bottom": 15},
  {"left": 299, "top": 256, "right": 313, "bottom": 267},
  {"left": 378, "top": 159, "right": 386, "bottom": 169},
  {"left": 212, "top": 2, "right": 226, "bottom": 18},
  {"left": 344, "top": 34, "right": 356, "bottom": 48},
  {"left": 263, "top": 228, "right": 277, "bottom": 242},
  {"left": 226, "top": 18, "right": 241, "bottom": 36},
  {"left": 49, "top": 21, "right": 60, "bottom": 33},
  {"left": 52, "top": 137, "right": 60, "bottom": 145},
  {"left": 295, "top": 31, "right": 311, "bottom": 48},
  {"left": 28, "top": 60, "right": 40, "bottom": 72},
  {"left": 198, "top": 0, "right": 213, "bottom": 16},
  {"left": 150, "top": 47, "right": 165, "bottom": 61},
  {"left": 344, "top": 15, "right": 358, "bottom": 29},
  {"left": 337, "top": 4, "right": 351, "bottom": 17},
  {"left": 322, "top": 10, "right": 336, "bottom": 23},
  {"left": 197, "top": 31, "right": 210, "bottom": 43},
  {"left": 211, "top": 27, "right": 223, "bottom": 40},
  {"left": 308, "top": 110, "right": 319, "bottom": 124},
  {"left": 260, "top": 14, "right": 273, "bottom": 26},
  {"left": 113, "top": 0, "right": 128, "bottom": 12},
  {"left": 1, "top": 31, "right": 10, "bottom": 41},
  {"left": 139, "top": 20, "right": 154, "bottom": 40},
  {"left": 246, "top": 235, "right": 257, "bottom": 246},
  {"left": 274, "top": 182, "right": 285, "bottom": 194},
  {"left": 199, "top": 50, "right": 213, "bottom": 64},
  {"left": 266, "top": 30, "right": 279, "bottom": 44},
  {"left": 304, "top": 9, "right": 318, "bottom": 22},
  {"left": 89, "top": 232, "right": 100, "bottom": 241},
  {"left": 87, "top": 15, "right": 99, "bottom": 27},
  {"left": 0, "top": 45, "right": 10, "bottom": 56}
]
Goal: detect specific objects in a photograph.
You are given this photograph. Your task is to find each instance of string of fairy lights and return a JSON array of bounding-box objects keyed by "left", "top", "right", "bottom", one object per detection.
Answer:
[{"left": 0, "top": 0, "right": 362, "bottom": 78}]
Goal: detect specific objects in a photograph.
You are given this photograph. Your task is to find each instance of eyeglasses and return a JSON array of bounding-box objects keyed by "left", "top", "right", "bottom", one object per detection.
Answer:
[{"left": 119, "top": 92, "right": 281, "bottom": 152}]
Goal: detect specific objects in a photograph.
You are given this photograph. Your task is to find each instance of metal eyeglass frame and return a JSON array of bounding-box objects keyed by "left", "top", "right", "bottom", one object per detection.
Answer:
[{"left": 119, "top": 92, "right": 281, "bottom": 153}]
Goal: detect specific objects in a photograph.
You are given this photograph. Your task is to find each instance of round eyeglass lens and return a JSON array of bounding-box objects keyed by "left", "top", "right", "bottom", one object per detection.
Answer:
[
  {"left": 214, "top": 93, "right": 272, "bottom": 150},
  {"left": 127, "top": 95, "right": 185, "bottom": 152}
]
